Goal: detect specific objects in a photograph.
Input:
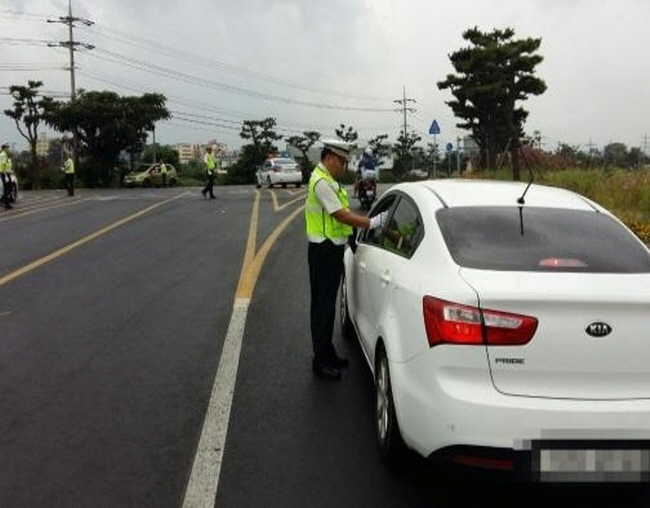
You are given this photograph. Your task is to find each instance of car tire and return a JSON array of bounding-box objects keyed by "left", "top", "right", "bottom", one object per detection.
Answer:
[
  {"left": 267, "top": 177, "right": 273, "bottom": 189},
  {"left": 169, "top": 178, "right": 176, "bottom": 187},
  {"left": 375, "top": 347, "right": 406, "bottom": 461},
  {"left": 143, "top": 179, "right": 152, "bottom": 188},
  {"left": 339, "top": 272, "right": 356, "bottom": 341},
  {"left": 9, "top": 183, "right": 17, "bottom": 202},
  {"left": 296, "top": 183, "right": 301, "bottom": 188}
]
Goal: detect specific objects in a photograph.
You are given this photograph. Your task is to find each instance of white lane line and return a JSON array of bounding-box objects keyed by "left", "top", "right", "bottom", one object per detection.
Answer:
[{"left": 181, "top": 297, "right": 250, "bottom": 508}]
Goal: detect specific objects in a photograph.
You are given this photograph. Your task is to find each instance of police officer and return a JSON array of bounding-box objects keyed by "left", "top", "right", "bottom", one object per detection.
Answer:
[
  {"left": 305, "top": 140, "right": 386, "bottom": 380},
  {"left": 0, "top": 143, "right": 13, "bottom": 209},
  {"left": 63, "top": 152, "right": 75, "bottom": 196},
  {"left": 201, "top": 146, "right": 216, "bottom": 199}
]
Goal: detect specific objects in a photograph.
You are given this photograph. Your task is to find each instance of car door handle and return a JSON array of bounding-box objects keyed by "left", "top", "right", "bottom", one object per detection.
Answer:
[
  {"left": 380, "top": 272, "right": 391, "bottom": 285},
  {"left": 358, "top": 261, "right": 367, "bottom": 271}
]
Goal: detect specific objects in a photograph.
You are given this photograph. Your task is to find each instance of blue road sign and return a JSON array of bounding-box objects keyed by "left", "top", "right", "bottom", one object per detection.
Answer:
[
  {"left": 446, "top": 142, "right": 453, "bottom": 152},
  {"left": 429, "top": 120, "right": 440, "bottom": 135}
]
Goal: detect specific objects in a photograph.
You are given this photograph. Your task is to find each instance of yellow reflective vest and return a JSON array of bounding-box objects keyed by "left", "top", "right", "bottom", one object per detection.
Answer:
[
  {"left": 64, "top": 157, "right": 75, "bottom": 174},
  {"left": 0, "top": 151, "right": 9, "bottom": 174},
  {"left": 305, "top": 165, "right": 353, "bottom": 242}
]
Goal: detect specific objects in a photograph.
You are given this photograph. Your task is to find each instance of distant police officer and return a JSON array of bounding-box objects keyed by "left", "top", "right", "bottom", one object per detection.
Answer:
[
  {"left": 63, "top": 152, "right": 75, "bottom": 196},
  {"left": 0, "top": 143, "right": 13, "bottom": 209},
  {"left": 201, "top": 146, "right": 216, "bottom": 199},
  {"left": 305, "top": 140, "right": 386, "bottom": 380}
]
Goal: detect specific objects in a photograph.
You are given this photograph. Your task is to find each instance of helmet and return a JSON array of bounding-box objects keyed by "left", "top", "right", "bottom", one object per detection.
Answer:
[
  {"left": 1, "top": 143, "right": 8, "bottom": 149},
  {"left": 364, "top": 147, "right": 373, "bottom": 156}
]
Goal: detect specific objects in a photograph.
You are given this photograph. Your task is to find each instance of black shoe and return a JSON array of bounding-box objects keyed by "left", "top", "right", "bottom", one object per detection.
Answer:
[
  {"left": 312, "top": 361, "right": 341, "bottom": 381},
  {"left": 210, "top": 195, "right": 216, "bottom": 199},
  {"left": 332, "top": 355, "right": 349, "bottom": 368},
  {"left": 201, "top": 190, "right": 207, "bottom": 198}
]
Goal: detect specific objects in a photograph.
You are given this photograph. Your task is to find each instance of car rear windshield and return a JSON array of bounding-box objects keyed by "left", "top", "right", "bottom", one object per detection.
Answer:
[{"left": 436, "top": 207, "right": 650, "bottom": 273}]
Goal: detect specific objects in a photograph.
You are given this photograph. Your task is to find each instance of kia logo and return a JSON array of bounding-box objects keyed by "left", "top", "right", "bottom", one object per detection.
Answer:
[{"left": 585, "top": 322, "right": 612, "bottom": 337}]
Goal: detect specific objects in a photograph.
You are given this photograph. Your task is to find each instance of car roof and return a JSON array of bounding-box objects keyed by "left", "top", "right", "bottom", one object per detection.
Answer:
[{"left": 390, "top": 178, "right": 602, "bottom": 212}]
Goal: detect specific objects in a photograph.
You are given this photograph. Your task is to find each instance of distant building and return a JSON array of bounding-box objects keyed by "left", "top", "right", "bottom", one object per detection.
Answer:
[{"left": 174, "top": 143, "right": 202, "bottom": 164}]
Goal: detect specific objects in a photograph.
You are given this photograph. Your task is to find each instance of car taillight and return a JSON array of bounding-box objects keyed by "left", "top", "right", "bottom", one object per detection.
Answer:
[{"left": 422, "top": 297, "right": 537, "bottom": 347}]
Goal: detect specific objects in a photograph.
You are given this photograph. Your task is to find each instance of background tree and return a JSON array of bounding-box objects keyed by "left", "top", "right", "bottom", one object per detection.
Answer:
[
  {"left": 367, "top": 134, "right": 390, "bottom": 167},
  {"left": 45, "top": 90, "right": 170, "bottom": 187},
  {"left": 3, "top": 80, "right": 54, "bottom": 188},
  {"left": 437, "top": 27, "right": 546, "bottom": 180},
  {"left": 141, "top": 144, "right": 180, "bottom": 166},
  {"left": 392, "top": 130, "right": 421, "bottom": 179},
  {"left": 287, "top": 131, "right": 321, "bottom": 182},
  {"left": 335, "top": 124, "right": 358, "bottom": 145},
  {"left": 229, "top": 117, "right": 283, "bottom": 185}
]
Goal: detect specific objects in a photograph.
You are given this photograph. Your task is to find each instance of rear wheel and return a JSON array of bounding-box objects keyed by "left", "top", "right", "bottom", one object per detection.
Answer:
[
  {"left": 143, "top": 178, "right": 152, "bottom": 188},
  {"left": 375, "top": 347, "right": 406, "bottom": 461},
  {"left": 9, "top": 183, "right": 17, "bottom": 202},
  {"left": 267, "top": 177, "right": 273, "bottom": 189}
]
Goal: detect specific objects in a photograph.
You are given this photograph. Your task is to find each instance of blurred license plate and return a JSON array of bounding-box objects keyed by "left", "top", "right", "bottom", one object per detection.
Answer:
[
  {"left": 365, "top": 189, "right": 374, "bottom": 197},
  {"left": 536, "top": 447, "right": 650, "bottom": 482}
]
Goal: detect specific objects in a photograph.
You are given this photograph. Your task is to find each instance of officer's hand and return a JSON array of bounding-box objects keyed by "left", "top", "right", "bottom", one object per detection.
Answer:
[{"left": 369, "top": 211, "right": 388, "bottom": 229}]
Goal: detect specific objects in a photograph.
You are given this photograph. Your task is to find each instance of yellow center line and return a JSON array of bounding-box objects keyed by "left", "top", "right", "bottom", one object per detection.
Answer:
[
  {"left": 235, "top": 190, "right": 305, "bottom": 300},
  {"left": 0, "top": 192, "right": 187, "bottom": 287}
]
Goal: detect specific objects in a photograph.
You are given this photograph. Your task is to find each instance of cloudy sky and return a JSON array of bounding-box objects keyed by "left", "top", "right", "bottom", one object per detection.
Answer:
[{"left": 2, "top": 0, "right": 649, "bottom": 154}]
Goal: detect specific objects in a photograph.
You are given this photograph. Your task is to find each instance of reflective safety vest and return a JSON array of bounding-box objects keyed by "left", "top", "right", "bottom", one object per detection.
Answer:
[
  {"left": 305, "top": 165, "right": 353, "bottom": 242},
  {"left": 160, "top": 163, "right": 167, "bottom": 174},
  {"left": 64, "top": 158, "right": 75, "bottom": 174},
  {"left": 0, "top": 151, "right": 9, "bottom": 174},
  {"left": 204, "top": 153, "right": 216, "bottom": 173}
]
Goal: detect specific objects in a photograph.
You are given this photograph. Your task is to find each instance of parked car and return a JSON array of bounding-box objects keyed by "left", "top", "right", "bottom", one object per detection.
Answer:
[
  {"left": 124, "top": 163, "right": 178, "bottom": 188},
  {"left": 341, "top": 178, "right": 650, "bottom": 481},
  {"left": 0, "top": 169, "right": 18, "bottom": 203},
  {"left": 255, "top": 157, "right": 302, "bottom": 188}
]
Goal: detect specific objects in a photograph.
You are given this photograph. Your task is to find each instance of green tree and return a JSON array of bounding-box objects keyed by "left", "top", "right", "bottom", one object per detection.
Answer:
[
  {"left": 603, "top": 142, "right": 628, "bottom": 168},
  {"left": 141, "top": 144, "right": 180, "bottom": 166},
  {"left": 392, "top": 130, "right": 421, "bottom": 179},
  {"left": 335, "top": 124, "right": 358, "bottom": 144},
  {"left": 45, "top": 90, "right": 170, "bottom": 187},
  {"left": 3, "top": 80, "right": 54, "bottom": 188},
  {"left": 287, "top": 131, "right": 321, "bottom": 182},
  {"left": 367, "top": 134, "right": 390, "bottom": 167},
  {"left": 437, "top": 27, "right": 547, "bottom": 180},
  {"left": 235, "top": 117, "right": 283, "bottom": 184}
]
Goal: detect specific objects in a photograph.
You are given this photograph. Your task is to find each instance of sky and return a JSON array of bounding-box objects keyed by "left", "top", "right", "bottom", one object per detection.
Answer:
[{"left": 1, "top": 0, "right": 649, "bottom": 155}]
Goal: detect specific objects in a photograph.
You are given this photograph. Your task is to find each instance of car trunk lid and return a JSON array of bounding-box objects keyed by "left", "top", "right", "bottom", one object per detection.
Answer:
[{"left": 460, "top": 269, "right": 650, "bottom": 400}]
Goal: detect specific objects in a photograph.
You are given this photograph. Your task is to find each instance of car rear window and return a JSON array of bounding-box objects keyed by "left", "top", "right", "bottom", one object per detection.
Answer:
[
  {"left": 436, "top": 207, "right": 650, "bottom": 273},
  {"left": 274, "top": 158, "right": 296, "bottom": 166}
]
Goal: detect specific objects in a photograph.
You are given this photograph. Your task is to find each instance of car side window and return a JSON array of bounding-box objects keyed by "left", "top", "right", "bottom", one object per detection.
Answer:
[
  {"left": 377, "top": 197, "right": 422, "bottom": 258},
  {"left": 360, "top": 194, "right": 397, "bottom": 246}
]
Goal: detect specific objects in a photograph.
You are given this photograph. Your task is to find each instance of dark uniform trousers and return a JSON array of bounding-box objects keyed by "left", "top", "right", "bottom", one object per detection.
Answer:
[{"left": 308, "top": 239, "right": 345, "bottom": 366}]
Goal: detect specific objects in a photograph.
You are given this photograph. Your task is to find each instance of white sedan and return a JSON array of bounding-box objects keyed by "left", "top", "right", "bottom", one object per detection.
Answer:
[
  {"left": 255, "top": 157, "right": 302, "bottom": 189},
  {"left": 341, "top": 178, "right": 650, "bottom": 481}
]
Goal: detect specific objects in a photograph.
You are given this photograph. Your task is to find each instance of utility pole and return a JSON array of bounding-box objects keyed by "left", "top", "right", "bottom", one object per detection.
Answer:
[
  {"left": 393, "top": 85, "right": 417, "bottom": 135},
  {"left": 47, "top": 0, "right": 94, "bottom": 166},
  {"left": 393, "top": 85, "right": 417, "bottom": 172}
]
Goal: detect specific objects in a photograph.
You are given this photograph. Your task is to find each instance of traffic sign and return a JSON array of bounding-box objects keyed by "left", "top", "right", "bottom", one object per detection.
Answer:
[
  {"left": 446, "top": 142, "right": 453, "bottom": 152},
  {"left": 429, "top": 120, "right": 440, "bottom": 135}
]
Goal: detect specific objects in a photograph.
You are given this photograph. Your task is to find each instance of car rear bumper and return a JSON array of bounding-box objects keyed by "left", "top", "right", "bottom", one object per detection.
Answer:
[{"left": 390, "top": 353, "right": 650, "bottom": 480}]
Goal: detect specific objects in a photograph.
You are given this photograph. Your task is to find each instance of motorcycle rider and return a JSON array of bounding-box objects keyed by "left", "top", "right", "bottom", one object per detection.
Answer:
[{"left": 354, "top": 147, "right": 378, "bottom": 198}]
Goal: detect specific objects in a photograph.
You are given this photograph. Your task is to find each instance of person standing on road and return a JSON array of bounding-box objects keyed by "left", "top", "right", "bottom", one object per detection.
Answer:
[
  {"left": 160, "top": 160, "right": 168, "bottom": 187},
  {"left": 305, "top": 140, "right": 386, "bottom": 381},
  {"left": 63, "top": 151, "right": 75, "bottom": 196},
  {"left": 0, "top": 143, "right": 13, "bottom": 209},
  {"left": 201, "top": 146, "right": 216, "bottom": 199}
]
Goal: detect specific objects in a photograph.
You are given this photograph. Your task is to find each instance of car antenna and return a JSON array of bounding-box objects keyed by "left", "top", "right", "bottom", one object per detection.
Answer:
[{"left": 516, "top": 171, "right": 535, "bottom": 205}]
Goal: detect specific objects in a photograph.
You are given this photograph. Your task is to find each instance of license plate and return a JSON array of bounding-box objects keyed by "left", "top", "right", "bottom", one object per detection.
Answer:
[
  {"left": 365, "top": 189, "right": 374, "bottom": 197},
  {"left": 534, "top": 447, "right": 650, "bottom": 482}
]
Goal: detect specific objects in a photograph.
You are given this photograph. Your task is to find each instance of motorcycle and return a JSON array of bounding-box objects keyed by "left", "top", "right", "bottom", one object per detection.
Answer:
[{"left": 357, "top": 173, "right": 377, "bottom": 211}]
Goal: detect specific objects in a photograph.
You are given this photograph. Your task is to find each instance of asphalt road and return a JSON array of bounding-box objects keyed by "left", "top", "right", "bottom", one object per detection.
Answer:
[{"left": 0, "top": 186, "right": 647, "bottom": 508}]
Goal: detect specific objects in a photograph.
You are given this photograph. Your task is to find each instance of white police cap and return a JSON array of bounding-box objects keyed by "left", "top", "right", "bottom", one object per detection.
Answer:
[{"left": 321, "top": 139, "right": 352, "bottom": 161}]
